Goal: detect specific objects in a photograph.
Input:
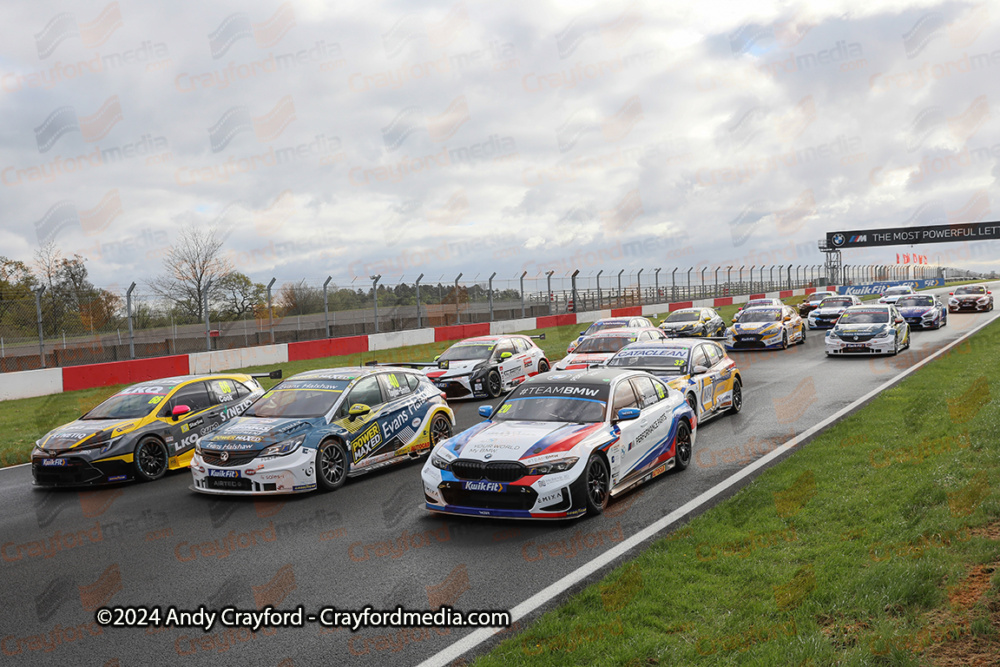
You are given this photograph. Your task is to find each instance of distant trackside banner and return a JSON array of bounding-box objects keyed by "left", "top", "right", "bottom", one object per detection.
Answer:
[
  {"left": 826, "top": 222, "right": 1000, "bottom": 248},
  {"left": 837, "top": 279, "right": 943, "bottom": 296}
]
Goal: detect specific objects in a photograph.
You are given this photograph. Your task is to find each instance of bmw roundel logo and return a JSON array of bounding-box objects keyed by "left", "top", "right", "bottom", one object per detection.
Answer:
[
  {"left": 484, "top": 453, "right": 493, "bottom": 459},
  {"left": 832, "top": 234, "right": 845, "bottom": 246}
]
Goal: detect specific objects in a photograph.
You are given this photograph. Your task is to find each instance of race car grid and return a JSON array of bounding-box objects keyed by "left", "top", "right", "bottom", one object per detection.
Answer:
[{"left": 0, "top": 282, "right": 996, "bottom": 667}]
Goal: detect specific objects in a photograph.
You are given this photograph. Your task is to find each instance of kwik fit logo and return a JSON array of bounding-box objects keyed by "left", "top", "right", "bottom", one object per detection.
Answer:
[
  {"left": 463, "top": 481, "right": 504, "bottom": 492},
  {"left": 34, "top": 96, "right": 123, "bottom": 153}
]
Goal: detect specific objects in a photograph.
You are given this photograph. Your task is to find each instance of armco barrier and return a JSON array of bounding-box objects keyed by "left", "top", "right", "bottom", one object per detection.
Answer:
[
  {"left": 62, "top": 355, "right": 190, "bottom": 392},
  {"left": 0, "top": 287, "right": 840, "bottom": 401},
  {"left": 0, "top": 368, "right": 63, "bottom": 401}
]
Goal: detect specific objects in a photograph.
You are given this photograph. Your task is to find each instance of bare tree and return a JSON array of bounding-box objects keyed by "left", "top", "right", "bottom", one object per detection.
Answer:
[{"left": 149, "top": 227, "right": 232, "bottom": 321}]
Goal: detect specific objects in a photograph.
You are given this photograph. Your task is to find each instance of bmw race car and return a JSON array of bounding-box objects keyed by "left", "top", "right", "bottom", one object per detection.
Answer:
[
  {"left": 32, "top": 371, "right": 274, "bottom": 487},
  {"left": 948, "top": 284, "right": 994, "bottom": 312},
  {"left": 798, "top": 291, "right": 838, "bottom": 317},
  {"left": 415, "top": 335, "right": 549, "bottom": 399},
  {"left": 422, "top": 368, "right": 696, "bottom": 519},
  {"left": 658, "top": 308, "right": 726, "bottom": 338},
  {"left": 732, "top": 298, "right": 783, "bottom": 322},
  {"left": 191, "top": 367, "right": 455, "bottom": 495},
  {"left": 825, "top": 305, "right": 910, "bottom": 356},
  {"left": 726, "top": 306, "right": 805, "bottom": 350},
  {"left": 554, "top": 328, "right": 667, "bottom": 370},
  {"left": 806, "top": 295, "right": 862, "bottom": 329},
  {"left": 896, "top": 294, "right": 947, "bottom": 329},
  {"left": 878, "top": 285, "right": 916, "bottom": 305},
  {"left": 605, "top": 340, "right": 742, "bottom": 422},
  {"left": 566, "top": 317, "right": 655, "bottom": 354}
]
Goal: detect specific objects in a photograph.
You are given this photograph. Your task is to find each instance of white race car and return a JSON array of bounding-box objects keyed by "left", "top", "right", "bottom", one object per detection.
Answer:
[
  {"left": 806, "top": 294, "right": 862, "bottom": 329},
  {"left": 420, "top": 335, "right": 550, "bottom": 399},
  {"left": 825, "top": 305, "right": 911, "bottom": 356},
  {"left": 554, "top": 328, "right": 667, "bottom": 371},
  {"left": 566, "top": 316, "right": 655, "bottom": 354},
  {"left": 877, "top": 285, "right": 916, "bottom": 305},
  {"left": 422, "top": 368, "right": 696, "bottom": 519}
]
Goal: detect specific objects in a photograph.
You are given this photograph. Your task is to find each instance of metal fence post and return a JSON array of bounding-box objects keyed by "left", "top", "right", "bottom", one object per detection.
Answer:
[
  {"left": 35, "top": 286, "right": 46, "bottom": 368},
  {"left": 323, "top": 276, "right": 332, "bottom": 337},
  {"left": 571, "top": 269, "right": 579, "bottom": 312},
  {"left": 726, "top": 266, "right": 732, "bottom": 295},
  {"left": 488, "top": 272, "right": 496, "bottom": 321},
  {"left": 266, "top": 278, "right": 276, "bottom": 344},
  {"left": 546, "top": 271, "right": 554, "bottom": 315},
  {"left": 126, "top": 282, "right": 136, "bottom": 359},
  {"left": 617, "top": 269, "right": 624, "bottom": 307},
  {"left": 748, "top": 266, "right": 755, "bottom": 294},
  {"left": 700, "top": 267, "right": 707, "bottom": 299},
  {"left": 671, "top": 268, "right": 678, "bottom": 302},
  {"left": 204, "top": 282, "right": 212, "bottom": 352},
  {"left": 636, "top": 269, "right": 643, "bottom": 305},
  {"left": 520, "top": 271, "right": 527, "bottom": 318},
  {"left": 372, "top": 274, "right": 382, "bottom": 333},
  {"left": 454, "top": 273, "right": 462, "bottom": 324},
  {"left": 737, "top": 266, "right": 744, "bottom": 293},
  {"left": 415, "top": 273, "right": 423, "bottom": 328},
  {"left": 686, "top": 268, "right": 692, "bottom": 299},
  {"left": 713, "top": 267, "right": 720, "bottom": 297},
  {"left": 787, "top": 264, "right": 792, "bottom": 290},
  {"left": 654, "top": 268, "right": 661, "bottom": 301},
  {"left": 596, "top": 269, "right": 603, "bottom": 309}
]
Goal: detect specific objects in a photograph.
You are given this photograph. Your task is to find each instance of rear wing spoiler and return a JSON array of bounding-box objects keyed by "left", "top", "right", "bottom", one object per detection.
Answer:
[
  {"left": 250, "top": 369, "right": 283, "bottom": 379},
  {"left": 529, "top": 333, "right": 546, "bottom": 340},
  {"left": 364, "top": 361, "right": 440, "bottom": 369}
]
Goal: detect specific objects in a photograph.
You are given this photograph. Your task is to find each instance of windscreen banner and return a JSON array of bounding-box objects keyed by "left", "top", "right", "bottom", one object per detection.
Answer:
[{"left": 837, "top": 278, "right": 943, "bottom": 296}]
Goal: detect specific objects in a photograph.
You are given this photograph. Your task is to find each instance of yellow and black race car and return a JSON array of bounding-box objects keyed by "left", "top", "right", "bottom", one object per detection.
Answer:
[{"left": 31, "top": 371, "right": 279, "bottom": 487}]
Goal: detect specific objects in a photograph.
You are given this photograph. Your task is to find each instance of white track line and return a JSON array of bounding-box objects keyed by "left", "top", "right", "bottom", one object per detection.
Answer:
[{"left": 418, "top": 307, "right": 1000, "bottom": 667}]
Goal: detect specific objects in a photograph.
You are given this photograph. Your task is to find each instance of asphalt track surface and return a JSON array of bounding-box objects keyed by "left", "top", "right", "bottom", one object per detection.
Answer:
[{"left": 1, "top": 282, "right": 997, "bottom": 666}]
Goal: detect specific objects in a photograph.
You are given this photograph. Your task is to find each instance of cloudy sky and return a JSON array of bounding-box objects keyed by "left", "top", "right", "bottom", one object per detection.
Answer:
[{"left": 1, "top": 0, "right": 998, "bottom": 294}]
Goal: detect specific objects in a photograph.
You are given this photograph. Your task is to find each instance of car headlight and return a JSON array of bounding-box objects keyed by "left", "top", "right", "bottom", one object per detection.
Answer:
[
  {"left": 949, "top": 298, "right": 958, "bottom": 304},
  {"left": 431, "top": 454, "right": 453, "bottom": 471},
  {"left": 978, "top": 297, "right": 989, "bottom": 303},
  {"left": 527, "top": 457, "right": 579, "bottom": 475},
  {"left": 75, "top": 435, "right": 122, "bottom": 453},
  {"left": 261, "top": 435, "right": 306, "bottom": 457},
  {"left": 874, "top": 327, "right": 892, "bottom": 338},
  {"left": 826, "top": 330, "right": 839, "bottom": 339}
]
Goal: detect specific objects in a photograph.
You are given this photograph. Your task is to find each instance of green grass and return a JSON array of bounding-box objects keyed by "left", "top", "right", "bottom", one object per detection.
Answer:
[{"left": 475, "top": 318, "right": 1000, "bottom": 666}]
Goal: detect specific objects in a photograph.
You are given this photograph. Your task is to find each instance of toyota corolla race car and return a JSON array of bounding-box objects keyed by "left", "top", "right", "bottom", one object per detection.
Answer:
[
  {"left": 798, "top": 291, "right": 838, "bottom": 317},
  {"left": 190, "top": 367, "right": 455, "bottom": 495},
  {"left": 733, "top": 298, "right": 783, "bottom": 322},
  {"left": 566, "top": 317, "right": 654, "bottom": 354},
  {"left": 554, "top": 327, "right": 667, "bottom": 370},
  {"left": 806, "top": 295, "right": 862, "bottom": 329},
  {"left": 32, "top": 371, "right": 275, "bottom": 487},
  {"left": 400, "top": 335, "right": 549, "bottom": 400},
  {"left": 878, "top": 285, "right": 916, "bottom": 305},
  {"left": 605, "top": 340, "right": 742, "bottom": 422},
  {"left": 422, "top": 368, "right": 696, "bottom": 519},
  {"left": 825, "top": 305, "right": 910, "bottom": 356},
  {"left": 948, "top": 285, "right": 994, "bottom": 312},
  {"left": 658, "top": 308, "right": 726, "bottom": 338},
  {"left": 896, "top": 294, "right": 947, "bottom": 329},
  {"left": 725, "top": 306, "right": 805, "bottom": 350}
]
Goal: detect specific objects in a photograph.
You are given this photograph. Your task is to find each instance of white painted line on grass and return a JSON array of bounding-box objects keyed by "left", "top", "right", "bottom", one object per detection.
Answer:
[{"left": 418, "top": 309, "right": 1000, "bottom": 667}]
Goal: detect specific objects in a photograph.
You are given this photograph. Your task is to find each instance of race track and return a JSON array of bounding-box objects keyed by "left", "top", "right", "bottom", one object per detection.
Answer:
[{"left": 1, "top": 283, "right": 997, "bottom": 666}]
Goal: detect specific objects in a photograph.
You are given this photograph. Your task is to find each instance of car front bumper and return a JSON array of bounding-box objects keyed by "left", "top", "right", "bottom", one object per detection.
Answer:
[
  {"left": 31, "top": 454, "right": 135, "bottom": 487},
  {"left": 190, "top": 447, "right": 318, "bottom": 495},
  {"left": 825, "top": 337, "right": 897, "bottom": 355}
]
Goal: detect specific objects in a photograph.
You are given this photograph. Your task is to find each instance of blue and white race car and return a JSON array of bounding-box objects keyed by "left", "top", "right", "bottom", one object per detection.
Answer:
[
  {"left": 878, "top": 285, "right": 916, "bottom": 305},
  {"left": 895, "top": 294, "right": 947, "bottom": 329},
  {"left": 726, "top": 306, "right": 805, "bottom": 350},
  {"left": 566, "top": 317, "right": 655, "bottom": 354},
  {"left": 806, "top": 294, "right": 861, "bottom": 329},
  {"left": 191, "top": 367, "right": 455, "bottom": 495},
  {"left": 422, "top": 369, "right": 696, "bottom": 519}
]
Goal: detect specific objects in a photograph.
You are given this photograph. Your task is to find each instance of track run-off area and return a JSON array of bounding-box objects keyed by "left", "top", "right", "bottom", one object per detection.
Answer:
[{"left": 0, "top": 282, "right": 997, "bottom": 666}]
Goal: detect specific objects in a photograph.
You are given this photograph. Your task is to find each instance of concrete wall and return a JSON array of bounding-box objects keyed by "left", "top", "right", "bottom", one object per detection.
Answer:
[{"left": 0, "top": 368, "right": 63, "bottom": 401}]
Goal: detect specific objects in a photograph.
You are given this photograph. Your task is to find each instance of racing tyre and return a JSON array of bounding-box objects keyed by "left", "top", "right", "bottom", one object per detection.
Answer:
[
  {"left": 673, "top": 420, "right": 693, "bottom": 471},
  {"left": 727, "top": 379, "right": 743, "bottom": 415},
  {"left": 134, "top": 437, "right": 168, "bottom": 482},
  {"left": 537, "top": 359, "right": 550, "bottom": 374},
  {"left": 781, "top": 331, "right": 789, "bottom": 350},
  {"left": 798, "top": 325, "right": 806, "bottom": 344},
  {"left": 584, "top": 455, "right": 610, "bottom": 516},
  {"left": 890, "top": 337, "right": 899, "bottom": 356},
  {"left": 317, "top": 439, "right": 348, "bottom": 491},
  {"left": 428, "top": 414, "right": 453, "bottom": 448},
  {"left": 486, "top": 369, "right": 503, "bottom": 398},
  {"left": 686, "top": 394, "right": 699, "bottom": 418}
]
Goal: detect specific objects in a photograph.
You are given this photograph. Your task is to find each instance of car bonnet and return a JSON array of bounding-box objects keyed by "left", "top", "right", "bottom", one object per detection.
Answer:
[
  {"left": 40, "top": 419, "right": 139, "bottom": 452},
  {"left": 439, "top": 420, "right": 606, "bottom": 462},
  {"left": 200, "top": 416, "right": 320, "bottom": 452}
]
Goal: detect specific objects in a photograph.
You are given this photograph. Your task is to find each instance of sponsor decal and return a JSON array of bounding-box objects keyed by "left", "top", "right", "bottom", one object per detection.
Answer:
[
  {"left": 614, "top": 348, "right": 688, "bottom": 358},
  {"left": 351, "top": 422, "right": 384, "bottom": 463},
  {"left": 208, "top": 470, "right": 240, "bottom": 478},
  {"left": 517, "top": 385, "right": 602, "bottom": 397},
  {"left": 42, "top": 459, "right": 67, "bottom": 467},
  {"left": 116, "top": 385, "right": 168, "bottom": 395},
  {"left": 461, "top": 480, "right": 505, "bottom": 492},
  {"left": 107, "top": 475, "right": 126, "bottom": 482}
]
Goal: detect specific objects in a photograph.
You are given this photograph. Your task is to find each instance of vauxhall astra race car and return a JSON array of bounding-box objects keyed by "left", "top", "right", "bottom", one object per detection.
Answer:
[
  {"left": 825, "top": 305, "right": 911, "bottom": 356},
  {"left": 31, "top": 371, "right": 274, "bottom": 487},
  {"left": 422, "top": 368, "right": 696, "bottom": 519},
  {"left": 554, "top": 327, "right": 667, "bottom": 370},
  {"left": 725, "top": 305, "right": 805, "bottom": 350},
  {"left": 732, "top": 298, "right": 784, "bottom": 322},
  {"left": 414, "top": 334, "right": 549, "bottom": 399},
  {"left": 948, "top": 284, "right": 994, "bottom": 312},
  {"left": 797, "top": 291, "right": 838, "bottom": 317},
  {"left": 604, "top": 340, "right": 742, "bottom": 422},
  {"left": 657, "top": 308, "right": 726, "bottom": 338},
  {"left": 190, "top": 367, "right": 455, "bottom": 495},
  {"left": 806, "top": 294, "right": 862, "bottom": 330},
  {"left": 878, "top": 285, "right": 916, "bottom": 305},
  {"left": 566, "top": 317, "right": 655, "bottom": 354},
  {"left": 896, "top": 294, "right": 947, "bottom": 329}
]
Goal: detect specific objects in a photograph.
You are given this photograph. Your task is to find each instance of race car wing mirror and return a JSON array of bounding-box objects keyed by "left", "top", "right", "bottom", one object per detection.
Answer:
[
  {"left": 500, "top": 352, "right": 512, "bottom": 360},
  {"left": 433, "top": 354, "right": 441, "bottom": 361},
  {"left": 783, "top": 316, "right": 792, "bottom": 322},
  {"left": 171, "top": 405, "right": 191, "bottom": 420},
  {"left": 348, "top": 404, "right": 371, "bottom": 420},
  {"left": 894, "top": 317, "right": 904, "bottom": 324},
  {"left": 692, "top": 365, "right": 709, "bottom": 375},
  {"left": 616, "top": 407, "right": 641, "bottom": 421},
  {"left": 478, "top": 405, "right": 494, "bottom": 419}
]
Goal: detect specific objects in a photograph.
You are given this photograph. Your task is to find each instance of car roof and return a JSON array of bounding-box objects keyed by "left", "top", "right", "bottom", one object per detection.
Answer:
[
  {"left": 844, "top": 304, "right": 891, "bottom": 310},
  {"left": 148, "top": 373, "right": 251, "bottom": 386},
  {"left": 667, "top": 308, "right": 703, "bottom": 314},
  {"left": 741, "top": 305, "right": 784, "bottom": 312},
  {"left": 619, "top": 340, "right": 704, "bottom": 352},
  {"left": 590, "top": 327, "right": 656, "bottom": 337},
  {"left": 288, "top": 367, "right": 382, "bottom": 382}
]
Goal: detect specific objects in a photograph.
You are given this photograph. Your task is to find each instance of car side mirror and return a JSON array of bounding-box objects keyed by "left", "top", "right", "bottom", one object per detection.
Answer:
[
  {"left": 949, "top": 292, "right": 954, "bottom": 296},
  {"left": 500, "top": 352, "right": 512, "bottom": 360},
  {"left": 783, "top": 316, "right": 792, "bottom": 322},
  {"left": 348, "top": 403, "right": 371, "bottom": 420},
  {"left": 579, "top": 331, "right": 585, "bottom": 336},
  {"left": 616, "top": 407, "right": 640, "bottom": 422},
  {"left": 478, "top": 405, "right": 494, "bottom": 419},
  {"left": 894, "top": 317, "right": 904, "bottom": 324},
  {"left": 171, "top": 405, "right": 190, "bottom": 420},
  {"left": 692, "top": 364, "right": 709, "bottom": 375}
]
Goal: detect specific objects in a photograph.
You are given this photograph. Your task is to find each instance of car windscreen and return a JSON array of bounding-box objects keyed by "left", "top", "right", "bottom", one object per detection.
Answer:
[
  {"left": 584, "top": 320, "right": 629, "bottom": 335},
  {"left": 896, "top": 296, "right": 934, "bottom": 307},
  {"left": 493, "top": 383, "right": 610, "bottom": 422},
  {"left": 608, "top": 347, "right": 689, "bottom": 374},
  {"left": 83, "top": 384, "right": 175, "bottom": 419},
  {"left": 244, "top": 380, "right": 350, "bottom": 418},
  {"left": 438, "top": 342, "right": 494, "bottom": 361},
  {"left": 810, "top": 292, "right": 835, "bottom": 302},
  {"left": 885, "top": 287, "right": 912, "bottom": 295},
  {"left": 664, "top": 311, "right": 700, "bottom": 322},
  {"left": 955, "top": 286, "right": 986, "bottom": 295},
  {"left": 739, "top": 309, "right": 782, "bottom": 323},
  {"left": 575, "top": 335, "right": 635, "bottom": 353},
  {"left": 819, "top": 298, "right": 853, "bottom": 308},
  {"left": 838, "top": 310, "right": 889, "bottom": 324}
]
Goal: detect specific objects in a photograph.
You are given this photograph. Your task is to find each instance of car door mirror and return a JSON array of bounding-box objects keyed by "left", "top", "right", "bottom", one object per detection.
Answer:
[
  {"left": 692, "top": 365, "right": 709, "bottom": 375},
  {"left": 171, "top": 405, "right": 190, "bottom": 420},
  {"left": 616, "top": 407, "right": 641, "bottom": 422},
  {"left": 500, "top": 351, "right": 512, "bottom": 360},
  {"left": 894, "top": 317, "right": 904, "bottom": 324},
  {"left": 433, "top": 354, "right": 441, "bottom": 361},
  {"left": 783, "top": 315, "right": 792, "bottom": 322},
  {"left": 579, "top": 331, "right": 586, "bottom": 336},
  {"left": 348, "top": 403, "right": 371, "bottom": 420},
  {"left": 478, "top": 405, "right": 494, "bottom": 419}
]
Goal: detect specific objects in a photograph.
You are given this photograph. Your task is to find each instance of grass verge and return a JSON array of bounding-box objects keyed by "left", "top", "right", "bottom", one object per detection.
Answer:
[{"left": 473, "top": 318, "right": 1000, "bottom": 666}]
